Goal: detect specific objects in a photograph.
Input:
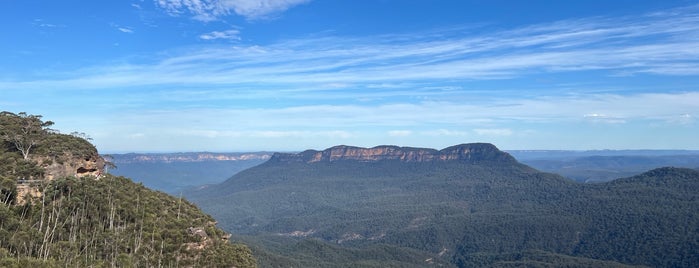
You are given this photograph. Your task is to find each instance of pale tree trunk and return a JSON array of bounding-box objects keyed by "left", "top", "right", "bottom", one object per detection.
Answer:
[{"left": 11, "top": 138, "right": 34, "bottom": 160}]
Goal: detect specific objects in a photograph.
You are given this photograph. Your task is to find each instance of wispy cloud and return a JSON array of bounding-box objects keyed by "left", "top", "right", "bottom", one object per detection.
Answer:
[
  {"left": 176, "top": 129, "right": 352, "bottom": 139},
  {"left": 110, "top": 22, "right": 134, "bottom": 33},
  {"left": 421, "top": 129, "right": 469, "bottom": 137},
  {"left": 155, "top": 0, "right": 310, "bottom": 21},
  {"left": 90, "top": 91, "right": 698, "bottom": 131},
  {"left": 474, "top": 128, "right": 513, "bottom": 136},
  {"left": 388, "top": 130, "right": 412, "bottom": 137},
  {"left": 7, "top": 5, "right": 698, "bottom": 93},
  {"left": 33, "top": 19, "right": 65, "bottom": 28},
  {"left": 34, "top": 90, "right": 697, "bottom": 151},
  {"left": 118, "top": 27, "right": 134, "bottom": 33},
  {"left": 199, "top": 29, "right": 241, "bottom": 40},
  {"left": 5, "top": 5, "right": 699, "bottom": 151},
  {"left": 669, "top": 113, "right": 694, "bottom": 125},
  {"left": 583, "top": 113, "right": 626, "bottom": 124}
]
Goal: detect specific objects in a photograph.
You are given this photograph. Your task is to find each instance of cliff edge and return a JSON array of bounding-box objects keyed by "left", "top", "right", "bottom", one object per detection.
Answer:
[{"left": 269, "top": 143, "right": 517, "bottom": 164}]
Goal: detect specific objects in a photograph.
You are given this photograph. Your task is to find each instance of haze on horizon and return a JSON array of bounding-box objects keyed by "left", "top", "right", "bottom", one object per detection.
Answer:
[{"left": 2, "top": 0, "right": 698, "bottom": 152}]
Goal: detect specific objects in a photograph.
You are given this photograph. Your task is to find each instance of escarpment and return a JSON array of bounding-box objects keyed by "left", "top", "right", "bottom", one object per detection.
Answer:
[{"left": 269, "top": 143, "right": 517, "bottom": 164}]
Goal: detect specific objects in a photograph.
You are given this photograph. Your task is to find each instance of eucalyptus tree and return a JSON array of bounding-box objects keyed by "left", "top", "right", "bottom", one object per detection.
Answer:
[{"left": 0, "top": 112, "right": 54, "bottom": 160}]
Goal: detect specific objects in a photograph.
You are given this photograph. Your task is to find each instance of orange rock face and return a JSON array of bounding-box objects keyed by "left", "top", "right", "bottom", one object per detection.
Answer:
[
  {"left": 42, "top": 154, "right": 106, "bottom": 180},
  {"left": 271, "top": 143, "right": 515, "bottom": 164}
]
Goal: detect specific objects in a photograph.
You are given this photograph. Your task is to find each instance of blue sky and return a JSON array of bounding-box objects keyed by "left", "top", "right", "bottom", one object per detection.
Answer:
[{"left": 2, "top": 0, "right": 699, "bottom": 152}]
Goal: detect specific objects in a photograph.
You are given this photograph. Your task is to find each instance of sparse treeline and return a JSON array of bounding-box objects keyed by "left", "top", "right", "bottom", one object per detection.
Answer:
[{"left": 1, "top": 175, "right": 255, "bottom": 267}]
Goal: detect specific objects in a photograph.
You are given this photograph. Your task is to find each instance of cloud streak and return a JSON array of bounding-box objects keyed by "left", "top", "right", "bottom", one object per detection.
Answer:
[
  {"left": 84, "top": 90, "right": 698, "bottom": 151},
  {"left": 199, "top": 29, "right": 241, "bottom": 40},
  {"left": 96, "top": 92, "right": 699, "bottom": 130},
  {"left": 4, "top": 5, "right": 699, "bottom": 151},
  {"left": 155, "top": 0, "right": 310, "bottom": 20},
  {"left": 5, "top": 5, "right": 699, "bottom": 94},
  {"left": 118, "top": 27, "right": 134, "bottom": 33}
]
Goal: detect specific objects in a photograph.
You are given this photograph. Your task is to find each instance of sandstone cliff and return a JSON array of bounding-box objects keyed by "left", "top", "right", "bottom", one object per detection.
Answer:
[
  {"left": 40, "top": 153, "right": 106, "bottom": 180},
  {"left": 109, "top": 152, "right": 271, "bottom": 163},
  {"left": 269, "top": 143, "right": 517, "bottom": 164},
  {"left": 14, "top": 134, "right": 107, "bottom": 203},
  {"left": 15, "top": 153, "right": 106, "bottom": 204}
]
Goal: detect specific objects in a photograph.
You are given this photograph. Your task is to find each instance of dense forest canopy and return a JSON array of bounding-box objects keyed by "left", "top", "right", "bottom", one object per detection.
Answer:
[
  {"left": 189, "top": 146, "right": 699, "bottom": 267},
  {"left": 0, "top": 111, "right": 256, "bottom": 267}
]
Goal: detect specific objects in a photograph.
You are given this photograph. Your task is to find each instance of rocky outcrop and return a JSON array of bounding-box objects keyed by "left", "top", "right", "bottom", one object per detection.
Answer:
[
  {"left": 184, "top": 227, "right": 211, "bottom": 251},
  {"left": 41, "top": 154, "right": 106, "bottom": 180},
  {"left": 15, "top": 154, "right": 106, "bottom": 204},
  {"left": 270, "top": 143, "right": 517, "bottom": 164}
]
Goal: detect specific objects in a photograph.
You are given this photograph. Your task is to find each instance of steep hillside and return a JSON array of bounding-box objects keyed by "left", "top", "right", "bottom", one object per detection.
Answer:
[
  {"left": 1, "top": 175, "right": 256, "bottom": 267},
  {"left": 0, "top": 111, "right": 256, "bottom": 267},
  {"left": 188, "top": 143, "right": 698, "bottom": 267}
]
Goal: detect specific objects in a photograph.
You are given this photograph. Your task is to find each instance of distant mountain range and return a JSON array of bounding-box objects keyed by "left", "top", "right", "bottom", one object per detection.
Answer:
[
  {"left": 108, "top": 152, "right": 271, "bottom": 163},
  {"left": 107, "top": 149, "right": 699, "bottom": 194},
  {"left": 107, "top": 152, "right": 271, "bottom": 193},
  {"left": 509, "top": 150, "right": 699, "bottom": 183},
  {"left": 185, "top": 143, "right": 699, "bottom": 267}
]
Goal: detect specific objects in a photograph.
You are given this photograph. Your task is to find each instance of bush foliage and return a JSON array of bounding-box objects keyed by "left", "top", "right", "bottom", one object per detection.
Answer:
[{"left": 0, "top": 111, "right": 256, "bottom": 267}]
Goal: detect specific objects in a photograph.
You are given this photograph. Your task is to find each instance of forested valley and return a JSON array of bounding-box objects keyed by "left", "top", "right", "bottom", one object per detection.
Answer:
[
  {"left": 188, "top": 145, "right": 699, "bottom": 267},
  {"left": 3, "top": 111, "right": 698, "bottom": 268}
]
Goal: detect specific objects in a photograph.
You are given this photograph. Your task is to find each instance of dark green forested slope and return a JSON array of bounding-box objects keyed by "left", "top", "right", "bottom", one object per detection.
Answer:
[
  {"left": 0, "top": 175, "right": 256, "bottom": 267},
  {"left": 0, "top": 111, "right": 256, "bottom": 267},
  {"left": 453, "top": 167, "right": 699, "bottom": 267},
  {"left": 188, "top": 144, "right": 698, "bottom": 267}
]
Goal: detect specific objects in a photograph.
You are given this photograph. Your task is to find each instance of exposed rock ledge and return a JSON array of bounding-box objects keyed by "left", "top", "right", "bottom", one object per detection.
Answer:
[
  {"left": 41, "top": 154, "right": 106, "bottom": 180},
  {"left": 17, "top": 154, "right": 106, "bottom": 204},
  {"left": 269, "top": 143, "right": 517, "bottom": 164}
]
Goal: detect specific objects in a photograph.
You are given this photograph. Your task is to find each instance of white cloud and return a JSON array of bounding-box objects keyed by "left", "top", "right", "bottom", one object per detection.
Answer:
[
  {"left": 421, "top": 129, "right": 469, "bottom": 137},
  {"left": 584, "top": 113, "right": 606, "bottom": 118},
  {"left": 28, "top": 91, "right": 697, "bottom": 151},
  {"left": 665, "top": 113, "right": 694, "bottom": 125},
  {"left": 118, "top": 27, "right": 134, "bottom": 33},
  {"left": 388, "top": 130, "right": 412, "bottom": 137},
  {"left": 583, "top": 113, "right": 626, "bottom": 124},
  {"left": 32, "top": 19, "right": 64, "bottom": 28},
  {"left": 139, "top": 91, "right": 675, "bottom": 130},
  {"left": 227, "top": 0, "right": 310, "bottom": 19},
  {"left": 128, "top": 133, "right": 146, "bottom": 138},
  {"left": 199, "top": 29, "right": 241, "bottom": 40},
  {"left": 8, "top": 5, "right": 699, "bottom": 92},
  {"left": 155, "top": 0, "right": 310, "bottom": 20},
  {"left": 110, "top": 22, "right": 134, "bottom": 33},
  {"left": 180, "top": 129, "right": 352, "bottom": 139},
  {"left": 251, "top": 130, "right": 353, "bottom": 139},
  {"left": 474, "top": 129, "right": 513, "bottom": 136},
  {"left": 7, "top": 6, "right": 699, "bottom": 151}
]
